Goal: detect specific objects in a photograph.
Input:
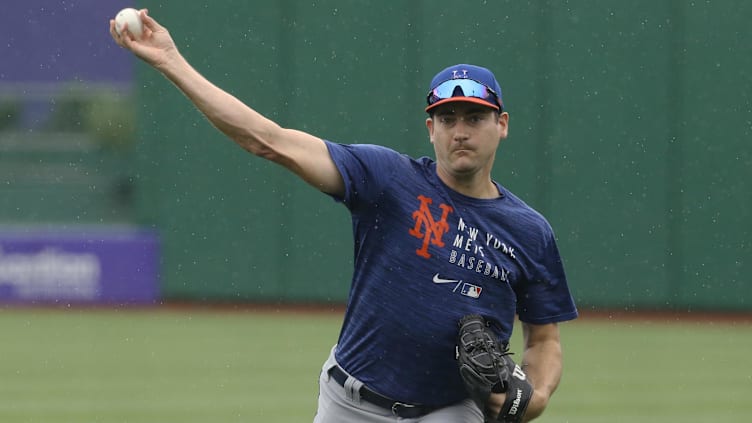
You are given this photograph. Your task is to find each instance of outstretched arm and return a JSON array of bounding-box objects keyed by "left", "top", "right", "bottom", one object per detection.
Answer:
[{"left": 109, "top": 9, "right": 344, "bottom": 196}]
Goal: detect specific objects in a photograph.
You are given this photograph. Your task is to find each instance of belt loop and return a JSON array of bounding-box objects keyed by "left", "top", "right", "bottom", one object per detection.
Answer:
[{"left": 343, "top": 375, "right": 364, "bottom": 404}]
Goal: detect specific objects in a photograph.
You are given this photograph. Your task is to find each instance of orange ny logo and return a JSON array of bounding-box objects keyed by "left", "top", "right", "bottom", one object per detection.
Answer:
[{"left": 409, "top": 195, "right": 454, "bottom": 259}]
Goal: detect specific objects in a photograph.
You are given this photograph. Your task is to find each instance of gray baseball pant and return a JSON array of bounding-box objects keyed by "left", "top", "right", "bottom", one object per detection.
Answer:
[{"left": 313, "top": 346, "right": 483, "bottom": 423}]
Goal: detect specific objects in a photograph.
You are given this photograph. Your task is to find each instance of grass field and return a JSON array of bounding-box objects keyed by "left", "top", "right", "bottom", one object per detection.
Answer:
[{"left": 1, "top": 307, "right": 750, "bottom": 422}]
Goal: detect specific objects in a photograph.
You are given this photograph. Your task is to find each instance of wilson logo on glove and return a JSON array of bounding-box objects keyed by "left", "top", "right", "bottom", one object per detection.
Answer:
[{"left": 512, "top": 365, "right": 527, "bottom": 381}]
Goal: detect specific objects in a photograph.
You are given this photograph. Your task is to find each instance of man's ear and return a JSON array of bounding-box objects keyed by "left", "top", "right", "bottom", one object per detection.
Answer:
[
  {"left": 497, "top": 112, "right": 509, "bottom": 139},
  {"left": 426, "top": 117, "right": 435, "bottom": 143}
]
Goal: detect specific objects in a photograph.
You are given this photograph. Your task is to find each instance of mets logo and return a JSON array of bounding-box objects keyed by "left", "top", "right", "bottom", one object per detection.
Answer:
[{"left": 409, "top": 195, "right": 453, "bottom": 258}]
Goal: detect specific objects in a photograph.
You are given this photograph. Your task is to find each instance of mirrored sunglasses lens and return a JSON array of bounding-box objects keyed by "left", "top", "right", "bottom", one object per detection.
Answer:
[{"left": 431, "top": 80, "right": 490, "bottom": 103}]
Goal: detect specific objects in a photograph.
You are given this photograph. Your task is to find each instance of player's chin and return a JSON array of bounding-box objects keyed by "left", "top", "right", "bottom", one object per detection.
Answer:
[{"left": 449, "top": 154, "right": 479, "bottom": 171}]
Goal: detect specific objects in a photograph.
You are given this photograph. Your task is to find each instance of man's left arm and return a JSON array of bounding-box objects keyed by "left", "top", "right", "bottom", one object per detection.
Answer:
[
  {"left": 483, "top": 322, "right": 563, "bottom": 422},
  {"left": 518, "top": 322, "right": 563, "bottom": 421}
]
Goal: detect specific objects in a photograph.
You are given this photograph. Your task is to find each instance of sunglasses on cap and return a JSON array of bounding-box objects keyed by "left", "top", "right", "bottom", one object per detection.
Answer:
[{"left": 426, "top": 79, "right": 501, "bottom": 111}]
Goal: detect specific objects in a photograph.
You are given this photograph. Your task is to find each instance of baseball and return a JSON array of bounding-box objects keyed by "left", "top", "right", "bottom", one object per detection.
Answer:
[{"left": 114, "top": 8, "right": 144, "bottom": 39}]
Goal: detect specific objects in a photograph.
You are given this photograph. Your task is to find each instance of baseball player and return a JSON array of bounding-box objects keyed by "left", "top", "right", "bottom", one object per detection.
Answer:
[{"left": 111, "top": 10, "right": 577, "bottom": 423}]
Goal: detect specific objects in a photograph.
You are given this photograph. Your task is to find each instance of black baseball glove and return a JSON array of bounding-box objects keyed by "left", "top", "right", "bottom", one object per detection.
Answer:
[{"left": 456, "top": 314, "right": 534, "bottom": 423}]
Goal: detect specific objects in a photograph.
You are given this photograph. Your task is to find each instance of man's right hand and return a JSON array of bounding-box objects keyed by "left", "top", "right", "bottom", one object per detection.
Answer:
[{"left": 109, "top": 9, "right": 180, "bottom": 70}]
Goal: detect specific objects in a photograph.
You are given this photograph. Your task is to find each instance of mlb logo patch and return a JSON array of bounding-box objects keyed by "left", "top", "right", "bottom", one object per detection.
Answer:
[{"left": 460, "top": 283, "right": 482, "bottom": 298}]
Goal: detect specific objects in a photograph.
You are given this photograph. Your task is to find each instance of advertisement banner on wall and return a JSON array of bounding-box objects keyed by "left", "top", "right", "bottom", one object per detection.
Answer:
[{"left": 0, "top": 228, "right": 159, "bottom": 305}]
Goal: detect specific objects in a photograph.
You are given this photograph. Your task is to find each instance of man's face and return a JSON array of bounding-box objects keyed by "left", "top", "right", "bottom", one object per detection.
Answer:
[{"left": 426, "top": 102, "right": 508, "bottom": 178}]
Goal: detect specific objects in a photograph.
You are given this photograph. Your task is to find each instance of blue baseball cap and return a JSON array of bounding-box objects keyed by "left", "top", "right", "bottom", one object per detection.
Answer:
[{"left": 425, "top": 64, "right": 503, "bottom": 112}]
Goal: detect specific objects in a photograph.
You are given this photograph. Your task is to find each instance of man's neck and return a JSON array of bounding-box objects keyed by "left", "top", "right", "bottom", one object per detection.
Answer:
[{"left": 437, "top": 167, "right": 499, "bottom": 199}]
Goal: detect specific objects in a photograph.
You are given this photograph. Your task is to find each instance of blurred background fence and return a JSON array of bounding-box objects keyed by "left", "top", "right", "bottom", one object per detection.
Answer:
[{"left": 1, "top": 0, "right": 750, "bottom": 311}]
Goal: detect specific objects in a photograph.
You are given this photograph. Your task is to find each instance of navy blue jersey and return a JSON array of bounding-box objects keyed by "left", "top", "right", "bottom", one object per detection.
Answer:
[{"left": 325, "top": 141, "right": 577, "bottom": 407}]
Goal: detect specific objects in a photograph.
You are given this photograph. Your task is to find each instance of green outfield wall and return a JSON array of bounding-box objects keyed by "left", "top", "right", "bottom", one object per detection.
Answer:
[{"left": 130, "top": 1, "right": 750, "bottom": 309}]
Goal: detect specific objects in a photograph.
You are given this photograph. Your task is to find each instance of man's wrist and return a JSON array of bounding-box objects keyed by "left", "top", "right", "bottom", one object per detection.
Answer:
[{"left": 520, "top": 389, "right": 548, "bottom": 422}]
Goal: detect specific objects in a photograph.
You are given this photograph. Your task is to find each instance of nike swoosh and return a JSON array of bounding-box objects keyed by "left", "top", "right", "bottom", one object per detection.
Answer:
[{"left": 433, "top": 273, "right": 460, "bottom": 284}]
